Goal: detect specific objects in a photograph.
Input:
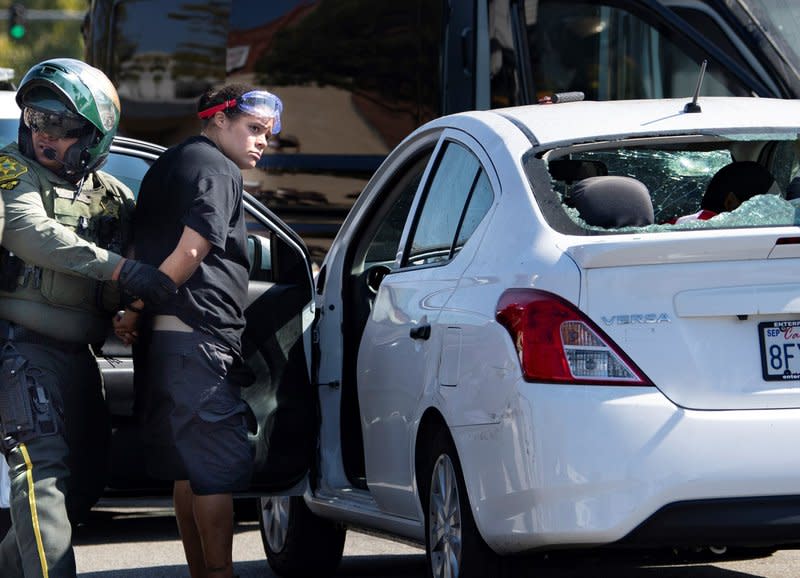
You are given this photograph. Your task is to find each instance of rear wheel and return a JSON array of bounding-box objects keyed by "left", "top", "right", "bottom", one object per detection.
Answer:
[
  {"left": 422, "top": 429, "right": 502, "bottom": 578},
  {"left": 259, "top": 495, "right": 346, "bottom": 577}
]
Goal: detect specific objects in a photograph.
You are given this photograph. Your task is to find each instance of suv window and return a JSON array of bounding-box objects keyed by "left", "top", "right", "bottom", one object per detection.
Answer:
[
  {"left": 722, "top": 0, "right": 800, "bottom": 69},
  {"left": 109, "top": 0, "right": 227, "bottom": 118},
  {"left": 523, "top": 1, "right": 750, "bottom": 100}
]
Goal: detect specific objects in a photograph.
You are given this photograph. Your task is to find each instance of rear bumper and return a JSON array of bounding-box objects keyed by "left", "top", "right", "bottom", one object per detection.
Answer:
[
  {"left": 450, "top": 385, "right": 800, "bottom": 554},
  {"left": 618, "top": 495, "right": 800, "bottom": 548}
]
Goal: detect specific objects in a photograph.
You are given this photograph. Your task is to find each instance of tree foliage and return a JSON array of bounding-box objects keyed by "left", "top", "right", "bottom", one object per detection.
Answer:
[{"left": 0, "top": 0, "right": 86, "bottom": 85}]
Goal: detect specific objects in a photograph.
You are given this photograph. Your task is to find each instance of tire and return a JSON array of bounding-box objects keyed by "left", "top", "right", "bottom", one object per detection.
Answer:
[
  {"left": 259, "top": 495, "right": 346, "bottom": 577},
  {"left": 421, "top": 428, "right": 503, "bottom": 578}
]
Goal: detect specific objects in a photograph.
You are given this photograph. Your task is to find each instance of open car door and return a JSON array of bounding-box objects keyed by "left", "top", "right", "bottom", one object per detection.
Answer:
[{"left": 240, "top": 193, "right": 317, "bottom": 493}]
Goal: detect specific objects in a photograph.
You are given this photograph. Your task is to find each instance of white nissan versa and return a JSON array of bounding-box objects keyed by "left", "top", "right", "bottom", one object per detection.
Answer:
[{"left": 259, "top": 95, "right": 800, "bottom": 578}]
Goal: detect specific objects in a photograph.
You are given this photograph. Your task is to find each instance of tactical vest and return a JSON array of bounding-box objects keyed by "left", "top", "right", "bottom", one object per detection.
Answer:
[{"left": 0, "top": 147, "right": 134, "bottom": 344}]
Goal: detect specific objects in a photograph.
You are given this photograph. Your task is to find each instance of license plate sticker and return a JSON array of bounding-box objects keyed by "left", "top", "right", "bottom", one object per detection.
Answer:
[{"left": 759, "top": 320, "right": 800, "bottom": 381}]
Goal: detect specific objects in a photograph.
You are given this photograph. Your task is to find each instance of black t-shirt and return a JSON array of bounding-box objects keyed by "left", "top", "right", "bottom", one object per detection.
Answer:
[{"left": 134, "top": 135, "right": 249, "bottom": 353}]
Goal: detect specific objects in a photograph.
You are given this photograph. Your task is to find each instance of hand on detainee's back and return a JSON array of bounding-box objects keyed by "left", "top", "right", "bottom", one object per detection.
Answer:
[{"left": 118, "top": 259, "right": 177, "bottom": 306}]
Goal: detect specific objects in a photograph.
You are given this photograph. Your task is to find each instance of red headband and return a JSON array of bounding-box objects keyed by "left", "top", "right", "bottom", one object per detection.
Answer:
[{"left": 197, "top": 98, "right": 237, "bottom": 119}]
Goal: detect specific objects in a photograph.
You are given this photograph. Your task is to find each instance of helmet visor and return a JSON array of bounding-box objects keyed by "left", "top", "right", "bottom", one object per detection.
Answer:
[
  {"left": 197, "top": 90, "right": 283, "bottom": 133},
  {"left": 23, "top": 107, "right": 92, "bottom": 140}
]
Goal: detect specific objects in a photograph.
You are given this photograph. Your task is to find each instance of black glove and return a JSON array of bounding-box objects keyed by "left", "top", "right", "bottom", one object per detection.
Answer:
[{"left": 117, "top": 259, "right": 177, "bottom": 307}]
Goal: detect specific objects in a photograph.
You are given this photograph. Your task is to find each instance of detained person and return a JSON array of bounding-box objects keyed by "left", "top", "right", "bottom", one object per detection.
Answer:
[{"left": 115, "top": 85, "right": 282, "bottom": 578}]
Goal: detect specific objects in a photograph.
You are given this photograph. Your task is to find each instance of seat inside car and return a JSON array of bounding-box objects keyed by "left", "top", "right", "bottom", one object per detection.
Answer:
[
  {"left": 548, "top": 158, "right": 608, "bottom": 184},
  {"left": 568, "top": 175, "right": 655, "bottom": 228},
  {"left": 700, "top": 160, "right": 777, "bottom": 213}
]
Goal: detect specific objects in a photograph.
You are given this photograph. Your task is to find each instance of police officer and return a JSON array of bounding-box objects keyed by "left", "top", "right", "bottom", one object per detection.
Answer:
[{"left": 0, "top": 58, "right": 176, "bottom": 578}]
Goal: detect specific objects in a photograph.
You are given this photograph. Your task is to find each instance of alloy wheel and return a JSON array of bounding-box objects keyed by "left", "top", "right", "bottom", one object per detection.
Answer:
[
  {"left": 261, "top": 495, "right": 291, "bottom": 553},
  {"left": 428, "top": 453, "right": 463, "bottom": 578}
]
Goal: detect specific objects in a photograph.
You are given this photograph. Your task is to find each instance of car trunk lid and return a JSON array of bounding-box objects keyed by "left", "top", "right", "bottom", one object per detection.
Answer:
[{"left": 567, "top": 229, "right": 800, "bottom": 410}]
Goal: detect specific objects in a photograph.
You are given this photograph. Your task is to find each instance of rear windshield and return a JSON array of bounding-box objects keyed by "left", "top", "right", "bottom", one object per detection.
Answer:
[{"left": 532, "top": 132, "right": 800, "bottom": 234}]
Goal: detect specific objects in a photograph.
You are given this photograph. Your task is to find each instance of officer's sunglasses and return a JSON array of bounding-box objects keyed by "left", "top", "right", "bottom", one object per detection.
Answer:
[
  {"left": 23, "top": 107, "right": 92, "bottom": 140},
  {"left": 197, "top": 90, "right": 283, "bottom": 133}
]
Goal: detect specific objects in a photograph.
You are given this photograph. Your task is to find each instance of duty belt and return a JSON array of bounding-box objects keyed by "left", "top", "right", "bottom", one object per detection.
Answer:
[{"left": 0, "top": 319, "right": 86, "bottom": 353}]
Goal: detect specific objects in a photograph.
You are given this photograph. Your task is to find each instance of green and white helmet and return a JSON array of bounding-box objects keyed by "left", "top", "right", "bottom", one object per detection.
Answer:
[{"left": 16, "top": 58, "right": 120, "bottom": 178}]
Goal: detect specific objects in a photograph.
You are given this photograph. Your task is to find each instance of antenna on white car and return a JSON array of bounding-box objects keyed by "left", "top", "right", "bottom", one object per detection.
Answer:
[{"left": 684, "top": 59, "right": 707, "bottom": 113}]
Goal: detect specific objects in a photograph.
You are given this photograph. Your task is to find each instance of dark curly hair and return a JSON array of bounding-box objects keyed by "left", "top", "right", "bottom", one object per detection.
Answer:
[{"left": 197, "top": 83, "right": 257, "bottom": 127}]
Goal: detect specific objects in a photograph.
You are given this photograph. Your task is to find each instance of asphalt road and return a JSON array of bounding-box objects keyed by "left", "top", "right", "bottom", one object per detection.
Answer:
[
  {"left": 74, "top": 499, "right": 425, "bottom": 577},
  {"left": 73, "top": 500, "right": 800, "bottom": 577}
]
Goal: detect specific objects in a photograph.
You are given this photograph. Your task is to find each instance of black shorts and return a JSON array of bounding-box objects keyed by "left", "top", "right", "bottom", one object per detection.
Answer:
[{"left": 141, "top": 330, "right": 253, "bottom": 495}]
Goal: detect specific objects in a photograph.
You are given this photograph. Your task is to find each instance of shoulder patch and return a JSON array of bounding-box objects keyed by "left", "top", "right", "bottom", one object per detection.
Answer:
[{"left": 0, "top": 155, "right": 27, "bottom": 186}]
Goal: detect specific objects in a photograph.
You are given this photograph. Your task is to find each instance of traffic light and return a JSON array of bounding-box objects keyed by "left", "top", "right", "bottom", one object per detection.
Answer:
[{"left": 8, "top": 3, "right": 27, "bottom": 41}]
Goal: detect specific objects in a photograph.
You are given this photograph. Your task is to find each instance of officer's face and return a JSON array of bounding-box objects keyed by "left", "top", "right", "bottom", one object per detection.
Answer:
[
  {"left": 212, "top": 112, "right": 272, "bottom": 170},
  {"left": 30, "top": 130, "right": 78, "bottom": 172}
]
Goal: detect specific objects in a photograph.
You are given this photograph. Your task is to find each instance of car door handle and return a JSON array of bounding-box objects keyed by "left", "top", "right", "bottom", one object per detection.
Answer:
[{"left": 410, "top": 324, "right": 431, "bottom": 340}]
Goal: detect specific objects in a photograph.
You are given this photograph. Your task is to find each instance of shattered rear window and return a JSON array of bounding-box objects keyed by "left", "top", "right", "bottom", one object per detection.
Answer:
[
  {"left": 566, "top": 194, "right": 800, "bottom": 233},
  {"left": 536, "top": 133, "right": 800, "bottom": 233}
]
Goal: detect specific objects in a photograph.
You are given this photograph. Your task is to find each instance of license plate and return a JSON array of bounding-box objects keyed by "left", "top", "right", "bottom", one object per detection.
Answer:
[{"left": 759, "top": 320, "right": 800, "bottom": 381}]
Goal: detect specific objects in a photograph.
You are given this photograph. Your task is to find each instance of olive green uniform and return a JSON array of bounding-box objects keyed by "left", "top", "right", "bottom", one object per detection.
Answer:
[{"left": 0, "top": 143, "right": 134, "bottom": 578}]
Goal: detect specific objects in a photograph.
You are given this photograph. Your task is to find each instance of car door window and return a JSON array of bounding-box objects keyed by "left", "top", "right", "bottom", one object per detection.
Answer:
[
  {"left": 363, "top": 170, "right": 422, "bottom": 265},
  {"left": 102, "top": 152, "right": 153, "bottom": 197},
  {"left": 356, "top": 151, "right": 434, "bottom": 270},
  {"left": 406, "top": 141, "right": 494, "bottom": 266}
]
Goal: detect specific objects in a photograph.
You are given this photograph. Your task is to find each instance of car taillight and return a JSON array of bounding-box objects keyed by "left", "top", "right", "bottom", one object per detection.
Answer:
[{"left": 496, "top": 289, "right": 653, "bottom": 386}]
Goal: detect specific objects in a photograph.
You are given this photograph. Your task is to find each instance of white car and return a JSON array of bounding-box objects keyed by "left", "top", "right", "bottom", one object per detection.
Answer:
[{"left": 257, "top": 95, "right": 800, "bottom": 578}]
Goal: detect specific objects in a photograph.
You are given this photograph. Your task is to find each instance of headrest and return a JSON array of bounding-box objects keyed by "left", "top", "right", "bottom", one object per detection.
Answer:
[
  {"left": 548, "top": 159, "right": 608, "bottom": 184},
  {"left": 701, "top": 161, "right": 775, "bottom": 212},
  {"left": 569, "top": 175, "right": 654, "bottom": 228}
]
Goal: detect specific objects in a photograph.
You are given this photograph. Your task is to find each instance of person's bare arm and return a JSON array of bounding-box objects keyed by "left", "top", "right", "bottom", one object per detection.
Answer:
[
  {"left": 160, "top": 225, "right": 213, "bottom": 286},
  {"left": 114, "top": 226, "right": 211, "bottom": 344}
]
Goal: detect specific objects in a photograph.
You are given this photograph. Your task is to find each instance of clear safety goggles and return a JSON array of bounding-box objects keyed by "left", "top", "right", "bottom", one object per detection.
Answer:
[
  {"left": 23, "top": 107, "right": 91, "bottom": 140},
  {"left": 197, "top": 90, "right": 283, "bottom": 133}
]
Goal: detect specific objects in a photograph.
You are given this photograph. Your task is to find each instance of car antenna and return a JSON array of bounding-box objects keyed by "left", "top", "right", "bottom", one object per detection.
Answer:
[{"left": 684, "top": 59, "right": 707, "bottom": 113}]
